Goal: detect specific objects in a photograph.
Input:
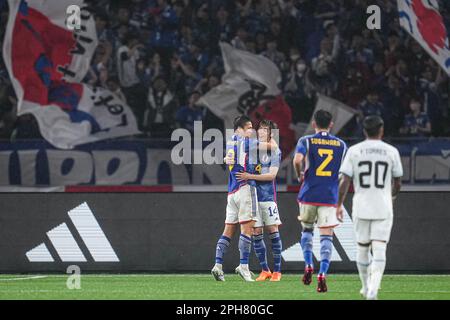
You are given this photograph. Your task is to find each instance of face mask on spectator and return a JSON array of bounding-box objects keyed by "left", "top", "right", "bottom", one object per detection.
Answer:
[{"left": 296, "top": 63, "right": 306, "bottom": 74}]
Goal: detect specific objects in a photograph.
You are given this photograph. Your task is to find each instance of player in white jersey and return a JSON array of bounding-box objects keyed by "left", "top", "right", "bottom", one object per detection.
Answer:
[{"left": 336, "top": 116, "right": 403, "bottom": 300}]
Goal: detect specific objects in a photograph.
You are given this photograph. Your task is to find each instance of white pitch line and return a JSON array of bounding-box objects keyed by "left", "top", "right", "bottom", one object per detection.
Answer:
[{"left": 0, "top": 276, "right": 48, "bottom": 281}]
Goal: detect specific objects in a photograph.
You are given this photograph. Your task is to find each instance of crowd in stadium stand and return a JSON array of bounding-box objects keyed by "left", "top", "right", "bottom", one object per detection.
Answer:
[{"left": 0, "top": 0, "right": 449, "bottom": 142}]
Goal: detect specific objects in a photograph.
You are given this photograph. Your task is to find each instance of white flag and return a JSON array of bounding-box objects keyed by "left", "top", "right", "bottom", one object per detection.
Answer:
[
  {"left": 198, "top": 42, "right": 281, "bottom": 128},
  {"left": 397, "top": 0, "right": 450, "bottom": 75},
  {"left": 304, "top": 94, "right": 357, "bottom": 136},
  {"left": 3, "top": 0, "right": 139, "bottom": 149}
]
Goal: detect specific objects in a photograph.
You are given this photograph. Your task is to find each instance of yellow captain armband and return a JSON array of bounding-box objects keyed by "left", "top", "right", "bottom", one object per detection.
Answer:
[{"left": 227, "top": 149, "right": 235, "bottom": 171}]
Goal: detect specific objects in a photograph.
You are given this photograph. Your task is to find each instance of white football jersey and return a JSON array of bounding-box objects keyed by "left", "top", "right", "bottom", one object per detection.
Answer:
[{"left": 339, "top": 139, "right": 403, "bottom": 220}]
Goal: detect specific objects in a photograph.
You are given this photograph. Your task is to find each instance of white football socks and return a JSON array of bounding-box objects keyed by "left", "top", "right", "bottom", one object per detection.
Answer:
[
  {"left": 357, "top": 244, "right": 371, "bottom": 295},
  {"left": 368, "top": 241, "right": 387, "bottom": 298}
]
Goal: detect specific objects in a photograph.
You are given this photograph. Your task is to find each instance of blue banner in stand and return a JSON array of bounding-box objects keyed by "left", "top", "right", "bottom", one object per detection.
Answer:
[{"left": 0, "top": 139, "right": 449, "bottom": 187}]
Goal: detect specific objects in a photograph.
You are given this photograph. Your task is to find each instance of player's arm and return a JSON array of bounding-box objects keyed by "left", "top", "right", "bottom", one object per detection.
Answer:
[
  {"left": 392, "top": 177, "right": 402, "bottom": 200},
  {"left": 236, "top": 166, "right": 279, "bottom": 182},
  {"left": 336, "top": 174, "right": 352, "bottom": 222},
  {"left": 337, "top": 148, "right": 353, "bottom": 222},
  {"left": 417, "top": 121, "right": 431, "bottom": 134},
  {"left": 258, "top": 138, "right": 279, "bottom": 151},
  {"left": 392, "top": 149, "right": 403, "bottom": 200},
  {"left": 293, "top": 138, "right": 307, "bottom": 182},
  {"left": 293, "top": 153, "right": 304, "bottom": 183}
]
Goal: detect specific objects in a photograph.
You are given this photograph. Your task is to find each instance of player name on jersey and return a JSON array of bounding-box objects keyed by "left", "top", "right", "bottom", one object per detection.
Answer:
[{"left": 310, "top": 138, "right": 343, "bottom": 147}]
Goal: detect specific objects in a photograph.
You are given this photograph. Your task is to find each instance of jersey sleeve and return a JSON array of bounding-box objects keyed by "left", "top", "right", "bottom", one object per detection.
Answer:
[
  {"left": 246, "top": 137, "right": 259, "bottom": 167},
  {"left": 339, "top": 147, "right": 354, "bottom": 178},
  {"left": 392, "top": 148, "right": 404, "bottom": 178},
  {"left": 295, "top": 137, "right": 308, "bottom": 156},
  {"left": 270, "top": 149, "right": 282, "bottom": 168}
]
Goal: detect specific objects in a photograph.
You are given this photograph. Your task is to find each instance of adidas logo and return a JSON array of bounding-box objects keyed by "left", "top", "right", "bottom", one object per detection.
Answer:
[
  {"left": 26, "top": 202, "right": 119, "bottom": 262},
  {"left": 281, "top": 207, "right": 357, "bottom": 262}
]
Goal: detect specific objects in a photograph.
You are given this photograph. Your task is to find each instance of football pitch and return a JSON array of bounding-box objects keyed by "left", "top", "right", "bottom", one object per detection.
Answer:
[{"left": 0, "top": 274, "right": 449, "bottom": 300}]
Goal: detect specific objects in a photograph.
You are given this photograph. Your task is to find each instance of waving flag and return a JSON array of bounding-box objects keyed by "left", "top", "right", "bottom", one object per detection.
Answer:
[
  {"left": 3, "top": 0, "right": 139, "bottom": 149},
  {"left": 397, "top": 0, "right": 450, "bottom": 75},
  {"left": 304, "top": 94, "right": 357, "bottom": 136},
  {"left": 198, "top": 42, "right": 295, "bottom": 157}
]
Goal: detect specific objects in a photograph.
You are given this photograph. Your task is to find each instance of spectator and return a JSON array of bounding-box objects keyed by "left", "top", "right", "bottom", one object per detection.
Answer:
[
  {"left": 182, "top": 40, "right": 210, "bottom": 75},
  {"left": 355, "top": 90, "right": 385, "bottom": 136},
  {"left": 381, "top": 75, "right": 404, "bottom": 136},
  {"left": 195, "top": 74, "right": 221, "bottom": 95},
  {"left": 255, "top": 32, "right": 266, "bottom": 54},
  {"left": 149, "top": 0, "right": 179, "bottom": 66},
  {"left": 231, "top": 25, "right": 248, "bottom": 51},
  {"left": 370, "top": 61, "right": 387, "bottom": 92},
  {"left": 310, "top": 38, "right": 337, "bottom": 96},
  {"left": 91, "top": 40, "right": 113, "bottom": 87},
  {"left": 214, "top": 6, "right": 232, "bottom": 43},
  {"left": 346, "top": 34, "right": 374, "bottom": 77},
  {"left": 95, "top": 12, "right": 115, "bottom": 44},
  {"left": 262, "top": 36, "right": 286, "bottom": 70},
  {"left": 386, "top": 58, "right": 410, "bottom": 89},
  {"left": 283, "top": 58, "right": 315, "bottom": 123},
  {"left": 176, "top": 91, "right": 205, "bottom": 133},
  {"left": 144, "top": 77, "right": 178, "bottom": 137},
  {"left": 116, "top": 35, "right": 143, "bottom": 90},
  {"left": 0, "top": 0, "right": 449, "bottom": 142},
  {"left": 116, "top": 35, "right": 147, "bottom": 123},
  {"left": 358, "top": 90, "right": 384, "bottom": 119},
  {"left": 417, "top": 66, "right": 446, "bottom": 136},
  {"left": 400, "top": 97, "right": 432, "bottom": 138},
  {"left": 107, "top": 76, "right": 127, "bottom": 104}
]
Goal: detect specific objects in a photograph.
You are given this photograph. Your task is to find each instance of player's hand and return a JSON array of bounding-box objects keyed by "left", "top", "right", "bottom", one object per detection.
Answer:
[
  {"left": 297, "top": 171, "right": 304, "bottom": 184},
  {"left": 336, "top": 205, "right": 344, "bottom": 223},
  {"left": 236, "top": 171, "right": 251, "bottom": 181},
  {"left": 223, "top": 155, "right": 235, "bottom": 165}
]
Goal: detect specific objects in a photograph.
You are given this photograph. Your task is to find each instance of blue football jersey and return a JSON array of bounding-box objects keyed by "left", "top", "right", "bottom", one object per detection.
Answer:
[
  {"left": 226, "top": 135, "right": 258, "bottom": 194},
  {"left": 255, "top": 147, "right": 282, "bottom": 202},
  {"left": 295, "top": 131, "right": 347, "bottom": 206}
]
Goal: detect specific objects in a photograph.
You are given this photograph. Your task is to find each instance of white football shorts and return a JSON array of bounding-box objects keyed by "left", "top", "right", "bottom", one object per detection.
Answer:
[
  {"left": 353, "top": 215, "right": 393, "bottom": 244},
  {"left": 254, "top": 201, "right": 282, "bottom": 228},
  {"left": 225, "top": 184, "right": 259, "bottom": 224},
  {"left": 298, "top": 203, "right": 340, "bottom": 229}
]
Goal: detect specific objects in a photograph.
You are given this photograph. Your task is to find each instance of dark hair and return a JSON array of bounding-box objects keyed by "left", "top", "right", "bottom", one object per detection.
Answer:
[
  {"left": 363, "top": 115, "right": 384, "bottom": 137},
  {"left": 125, "top": 34, "right": 139, "bottom": 46},
  {"left": 313, "top": 110, "right": 333, "bottom": 129},
  {"left": 189, "top": 90, "right": 202, "bottom": 97},
  {"left": 259, "top": 119, "right": 278, "bottom": 130},
  {"left": 410, "top": 95, "right": 422, "bottom": 104},
  {"left": 233, "top": 115, "right": 252, "bottom": 131},
  {"left": 259, "top": 119, "right": 278, "bottom": 141}
]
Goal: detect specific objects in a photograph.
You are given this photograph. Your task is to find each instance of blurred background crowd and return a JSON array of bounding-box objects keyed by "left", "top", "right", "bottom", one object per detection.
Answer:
[{"left": 0, "top": 0, "right": 449, "bottom": 142}]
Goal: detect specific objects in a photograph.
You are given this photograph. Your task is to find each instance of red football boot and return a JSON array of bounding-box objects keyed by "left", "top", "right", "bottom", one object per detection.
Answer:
[{"left": 302, "top": 265, "right": 314, "bottom": 285}]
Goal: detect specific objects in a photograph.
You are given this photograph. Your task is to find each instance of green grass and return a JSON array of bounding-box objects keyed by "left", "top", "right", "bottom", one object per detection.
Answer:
[{"left": 0, "top": 274, "right": 449, "bottom": 300}]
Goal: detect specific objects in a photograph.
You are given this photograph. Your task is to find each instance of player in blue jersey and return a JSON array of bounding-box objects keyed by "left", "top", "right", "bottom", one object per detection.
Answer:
[
  {"left": 212, "top": 115, "right": 278, "bottom": 282},
  {"left": 293, "top": 110, "right": 347, "bottom": 293},
  {"left": 233, "top": 120, "right": 283, "bottom": 282}
]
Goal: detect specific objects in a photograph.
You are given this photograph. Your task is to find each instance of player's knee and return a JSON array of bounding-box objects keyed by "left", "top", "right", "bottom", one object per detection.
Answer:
[
  {"left": 371, "top": 241, "right": 387, "bottom": 261},
  {"left": 240, "top": 223, "right": 253, "bottom": 237},
  {"left": 253, "top": 233, "right": 264, "bottom": 242},
  {"left": 223, "top": 224, "right": 236, "bottom": 238},
  {"left": 266, "top": 225, "right": 278, "bottom": 234},
  {"left": 358, "top": 242, "right": 371, "bottom": 247},
  {"left": 253, "top": 227, "right": 263, "bottom": 236}
]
